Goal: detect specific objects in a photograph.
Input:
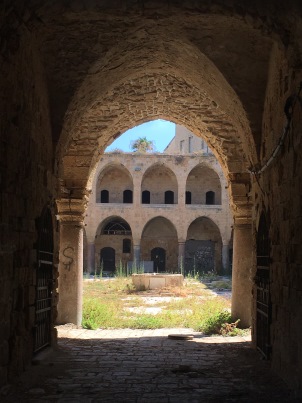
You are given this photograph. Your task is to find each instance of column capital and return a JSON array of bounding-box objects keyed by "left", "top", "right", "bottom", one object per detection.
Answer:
[
  {"left": 228, "top": 172, "right": 252, "bottom": 223},
  {"left": 56, "top": 197, "right": 88, "bottom": 223},
  {"left": 234, "top": 216, "right": 252, "bottom": 227}
]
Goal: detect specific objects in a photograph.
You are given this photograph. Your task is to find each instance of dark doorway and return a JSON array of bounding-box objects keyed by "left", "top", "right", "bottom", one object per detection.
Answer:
[
  {"left": 151, "top": 247, "right": 166, "bottom": 272},
  {"left": 101, "top": 189, "right": 109, "bottom": 203},
  {"left": 142, "top": 190, "right": 150, "bottom": 204},
  {"left": 123, "top": 189, "right": 133, "bottom": 203},
  {"left": 186, "top": 191, "right": 192, "bottom": 204},
  {"left": 206, "top": 191, "right": 215, "bottom": 205},
  {"left": 34, "top": 207, "right": 53, "bottom": 354},
  {"left": 165, "top": 190, "right": 174, "bottom": 204},
  {"left": 255, "top": 212, "right": 271, "bottom": 359},
  {"left": 100, "top": 247, "right": 116, "bottom": 272}
]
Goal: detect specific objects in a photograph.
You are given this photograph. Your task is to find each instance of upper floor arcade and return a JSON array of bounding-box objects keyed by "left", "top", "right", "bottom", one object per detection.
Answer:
[{"left": 93, "top": 153, "right": 225, "bottom": 209}]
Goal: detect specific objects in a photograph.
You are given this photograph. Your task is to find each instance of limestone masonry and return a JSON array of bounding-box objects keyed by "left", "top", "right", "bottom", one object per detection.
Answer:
[{"left": 1, "top": 0, "right": 302, "bottom": 397}]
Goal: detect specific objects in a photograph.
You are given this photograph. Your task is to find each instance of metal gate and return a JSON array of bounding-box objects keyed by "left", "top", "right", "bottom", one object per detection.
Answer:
[
  {"left": 185, "top": 240, "right": 215, "bottom": 274},
  {"left": 255, "top": 213, "right": 271, "bottom": 359},
  {"left": 34, "top": 208, "right": 53, "bottom": 353}
]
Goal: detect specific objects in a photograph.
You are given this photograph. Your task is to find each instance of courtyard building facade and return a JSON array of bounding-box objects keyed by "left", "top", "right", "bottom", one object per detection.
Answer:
[{"left": 84, "top": 127, "right": 233, "bottom": 276}]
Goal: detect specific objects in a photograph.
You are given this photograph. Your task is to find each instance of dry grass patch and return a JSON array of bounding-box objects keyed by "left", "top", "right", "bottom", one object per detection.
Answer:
[{"left": 82, "top": 277, "right": 237, "bottom": 333}]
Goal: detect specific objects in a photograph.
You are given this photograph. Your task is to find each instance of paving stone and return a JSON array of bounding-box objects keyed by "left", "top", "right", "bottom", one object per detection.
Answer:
[{"left": 4, "top": 328, "right": 300, "bottom": 402}]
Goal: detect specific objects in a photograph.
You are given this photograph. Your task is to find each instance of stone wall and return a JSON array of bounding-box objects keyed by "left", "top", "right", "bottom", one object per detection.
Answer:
[
  {"left": 0, "top": 23, "right": 57, "bottom": 385},
  {"left": 252, "top": 53, "right": 302, "bottom": 391}
]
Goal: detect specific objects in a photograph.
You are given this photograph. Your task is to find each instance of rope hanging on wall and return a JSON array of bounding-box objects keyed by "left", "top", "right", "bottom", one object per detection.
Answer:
[{"left": 249, "top": 81, "right": 302, "bottom": 176}]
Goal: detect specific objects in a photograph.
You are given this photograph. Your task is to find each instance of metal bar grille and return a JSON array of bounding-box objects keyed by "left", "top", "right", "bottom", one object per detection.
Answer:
[
  {"left": 34, "top": 209, "right": 53, "bottom": 354},
  {"left": 255, "top": 213, "right": 271, "bottom": 359},
  {"left": 255, "top": 275, "right": 270, "bottom": 359}
]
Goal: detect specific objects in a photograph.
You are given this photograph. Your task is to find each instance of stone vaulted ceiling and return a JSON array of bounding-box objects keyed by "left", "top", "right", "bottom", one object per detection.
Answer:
[{"left": 10, "top": 0, "right": 302, "bottom": 216}]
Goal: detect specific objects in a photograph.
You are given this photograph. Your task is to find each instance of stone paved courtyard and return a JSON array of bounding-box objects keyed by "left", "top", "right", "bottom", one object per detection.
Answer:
[{"left": 3, "top": 326, "right": 299, "bottom": 403}]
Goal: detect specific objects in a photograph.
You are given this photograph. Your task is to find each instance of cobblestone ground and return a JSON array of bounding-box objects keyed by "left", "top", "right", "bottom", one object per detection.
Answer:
[{"left": 3, "top": 326, "right": 299, "bottom": 403}]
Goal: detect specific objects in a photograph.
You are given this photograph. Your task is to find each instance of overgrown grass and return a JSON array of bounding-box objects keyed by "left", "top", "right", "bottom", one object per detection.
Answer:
[{"left": 82, "top": 277, "right": 238, "bottom": 334}]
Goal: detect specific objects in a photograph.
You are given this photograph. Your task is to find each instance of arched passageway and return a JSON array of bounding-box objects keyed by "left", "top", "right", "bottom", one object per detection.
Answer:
[
  {"left": 94, "top": 216, "right": 133, "bottom": 274},
  {"left": 186, "top": 165, "right": 222, "bottom": 205},
  {"left": 141, "top": 164, "right": 178, "bottom": 205},
  {"left": 141, "top": 217, "right": 178, "bottom": 272},
  {"left": 3, "top": 1, "right": 302, "bottom": 394},
  {"left": 186, "top": 217, "right": 222, "bottom": 275},
  {"left": 95, "top": 164, "right": 133, "bottom": 204}
]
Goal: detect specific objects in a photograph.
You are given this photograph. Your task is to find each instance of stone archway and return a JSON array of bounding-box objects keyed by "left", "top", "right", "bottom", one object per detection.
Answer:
[
  {"left": 186, "top": 165, "right": 222, "bottom": 205},
  {"left": 95, "top": 216, "right": 133, "bottom": 275},
  {"left": 95, "top": 163, "right": 133, "bottom": 204},
  {"left": 54, "top": 11, "right": 282, "bottom": 329},
  {"left": 141, "top": 164, "right": 178, "bottom": 205},
  {"left": 186, "top": 217, "right": 223, "bottom": 275},
  {"left": 141, "top": 217, "right": 178, "bottom": 273}
]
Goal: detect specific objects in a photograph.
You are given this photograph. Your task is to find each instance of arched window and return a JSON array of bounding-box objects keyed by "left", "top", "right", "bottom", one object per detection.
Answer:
[
  {"left": 206, "top": 191, "right": 215, "bottom": 205},
  {"left": 165, "top": 190, "right": 174, "bottom": 204},
  {"left": 103, "top": 220, "right": 131, "bottom": 235},
  {"left": 123, "top": 189, "right": 133, "bottom": 203},
  {"left": 123, "top": 239, "right": 131, "bottom": 253},
  {"left": 185, "top": 191, "right": 192, "bottom": 205},
  {"left": 142, "top": 190, "right": 150, "bottom": 204},
  {"left": 101, "top": 189, "right": 109, "bottom": 203}
]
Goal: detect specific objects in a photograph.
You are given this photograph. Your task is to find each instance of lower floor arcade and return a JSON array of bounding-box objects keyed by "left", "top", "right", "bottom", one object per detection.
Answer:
[{"left": 84, "top": 215, "right": 230, "bottom": 276}]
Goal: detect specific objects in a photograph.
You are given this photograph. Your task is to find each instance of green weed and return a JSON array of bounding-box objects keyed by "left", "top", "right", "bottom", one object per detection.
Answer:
[
  {"left": 196, "top": 309, "right": 232, "bottom": 334},
  {"left": 82, "top": 278, "right": 236, "bottom": 332}
]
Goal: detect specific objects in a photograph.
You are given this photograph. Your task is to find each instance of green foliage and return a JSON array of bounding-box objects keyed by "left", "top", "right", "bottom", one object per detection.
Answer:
[
  {"left": 130, "top": 137, "right": 155, "bottom": 153},
  {"left": 82, "top": 298, "right": 119, "bottom": 329},
  {"left": 129, "top": 260, "right": 144, "bottom": 275},
  {"left": 82, "top": 278, "right": 235, "bottom": 331},
  {"left": 115, "top": 260, "right": 127, "bottom": 277},
  {"left": 197, "top": 309, "right": 232, "bottom": 334},
  {"left": 211, "top": 280, "right": 232, "bottom": 290}
]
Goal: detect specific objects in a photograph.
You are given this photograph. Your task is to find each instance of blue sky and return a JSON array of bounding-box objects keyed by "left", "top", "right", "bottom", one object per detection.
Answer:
[{"left": 105, "top": 119, "right": 176, "bottom": 152}]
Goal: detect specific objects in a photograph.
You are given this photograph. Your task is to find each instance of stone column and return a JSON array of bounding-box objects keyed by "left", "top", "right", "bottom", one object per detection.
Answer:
[
  {"left": 178, "top": 179, "right": 186, "bottom": 207},
  {"left": 231, "top": 221, "right": 253, "bottom": 328},
  {"left": 222, "top": 244, "right": 230, "bottom": 274},
  {"left": 56, "top": 198, "right": 86, "bottom": 326},
  {"left": 133, "top": 244, "right": 141, "bottom": 266},
  {"left": 87, "top": 242, "right": 95, "bottom": 274},
  {"left": 178, "top": 241, "right": 186, "bottom": 273}
]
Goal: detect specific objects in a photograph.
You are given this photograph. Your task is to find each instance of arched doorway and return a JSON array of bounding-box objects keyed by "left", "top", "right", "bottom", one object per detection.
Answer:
[
  {"left": 141, "top": 217, "right": 178, "bottom": 272},
  {"left": 185, "top": 217, "right": 222, "bottom": 275},
  {"left": 255, "top": 212, "right": 271, "bottom": 359},
  {"left": 95, "top": 217, "right": 133, "bottom": 274},
  {"left": 34, "top": 207, "right": 53, "bottom": 353},
  {"left": 151, "top": 247, "right": 166, "bottom": 273}
]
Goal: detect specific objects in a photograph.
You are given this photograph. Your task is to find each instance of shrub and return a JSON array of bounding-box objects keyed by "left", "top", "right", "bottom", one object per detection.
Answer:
[
  {"left": 82, "top": 298, "right": 119, "bottom": 329},
  {"left": 197, "top": 309, "right": 232, "bottom": 334}
]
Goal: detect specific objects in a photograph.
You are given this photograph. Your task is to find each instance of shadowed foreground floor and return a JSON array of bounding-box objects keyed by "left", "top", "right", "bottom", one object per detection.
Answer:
[{"left": 3, "top": 327, "right": 299, "bottom": 402}]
